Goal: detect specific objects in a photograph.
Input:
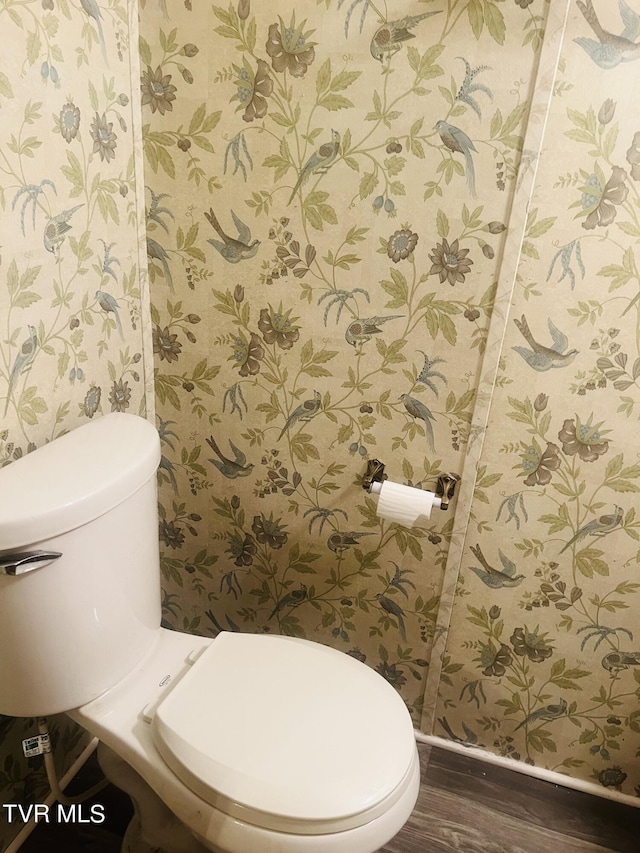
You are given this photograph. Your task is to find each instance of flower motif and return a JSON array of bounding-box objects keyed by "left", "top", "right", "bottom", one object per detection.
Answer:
[
  {"left": 375, "top": 661, "right": 406, "bottom": 689},
  {"left": 558, "top": 417, "right": 609, "bottom": 462},
  {"left": 510, "top": 626, "right": 553, "bottom": 663},
  {"left": 266, "top": 17, "right": 316, "bottom": 78},
  {"left": 90, "top": 112, "right": 117, "bottom": 163},
  {"left": 153, "top": 326, "right": 182, "bottom": 363},
  {"left": 520, "top": 441, "right": 560, "bottom": 487},
  {"left": 83, "top": 385, "right": 101, "bottom": 418},
  {"left": 598, "top": 766, "right": 627, "bottom": 790},
  {"left": 59, "top": 101, "right": 80, "bottom": 143},
  {"left": 109, "top": 379, "right": 131, "bottom": 412},
  {"left": 428, "top": 237, "right": 473, "bottom": 285},
  {"left": 478, "top": 642, "right": 513, "bottom": 677},
  {"left": 251, "top": 513, "right": 288, "bottom": 548},
  {"left": 230, "top": 331, "right": 264, "bottom": 376},
  {"left": 227, "top": 532, "right": 256, "bottom": 566},
  {"left": 347, "top": 648, "right": 367, "bottom": 663},
  {"left": 386, "top": 228, "right": 418, "bottom": 263},
  {"left": 579, "top": 166, "right": 628, "bottom": 230},
  {"left": 233, "top": 58, "right": 273, "bottom": 123},
  {"left": 141, "top": 65, "right": 177, "bottom": 115},
  {"left": 258, "top": 306, "right": 300, "bottom": 350},
  {"left": 159, "top": 520, "right": 184, "bottom": 549}
]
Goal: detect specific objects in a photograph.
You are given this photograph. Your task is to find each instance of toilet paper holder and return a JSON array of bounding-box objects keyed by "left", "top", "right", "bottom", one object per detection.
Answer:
[{"left": 362, "top": 459, "right": 460, "bottom": 511}]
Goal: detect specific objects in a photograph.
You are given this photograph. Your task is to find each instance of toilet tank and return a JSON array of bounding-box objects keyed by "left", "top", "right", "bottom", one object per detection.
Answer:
[{"left": 0, "top": 413, "right": 162, "bottom": 717}]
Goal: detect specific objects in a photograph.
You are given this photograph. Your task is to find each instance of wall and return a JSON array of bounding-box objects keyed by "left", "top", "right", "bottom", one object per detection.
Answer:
[
  {"left": 138, "top": 0, "right": 544, "bottom": 728},
  {"left": 430, "top": 0, "right": 640, "bottom": 798},
  {"left": 0, "top": 0, "right": 151, "bottom": 847}
]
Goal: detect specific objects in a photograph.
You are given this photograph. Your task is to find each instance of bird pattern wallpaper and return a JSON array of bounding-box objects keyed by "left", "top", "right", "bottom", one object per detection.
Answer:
[
  {"left": 2, "top": 1, "right": 640, "bottom": 848},
  {"left": 0, "top": 0, "right": 151, "bottom": 847}
]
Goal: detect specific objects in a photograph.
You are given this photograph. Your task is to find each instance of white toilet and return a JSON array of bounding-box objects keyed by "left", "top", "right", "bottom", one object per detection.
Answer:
[{"left": 0, "top": 413, "right": 420, "bottom": 853}]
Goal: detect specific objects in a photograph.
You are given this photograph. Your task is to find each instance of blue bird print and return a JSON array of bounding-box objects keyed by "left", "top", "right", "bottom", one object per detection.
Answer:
[
  {"left": 278, "top": 390, "right": 322, "bottom": 440},
  {"left": 345, "top": 315, "right": 403, "bottom": 348},
  {"left": 400, "top": 393, "right": 436, "bottom": 452},
  {"left": 4, "top": 325, "right": 37, "bottom": 415},
  {"left": 326, "top": 530, "right": 374, "bottom": 553},
  {"left": 43, "top": 205, "right": 83, "bottom": 254},
  {"left": 375, "top": 593, "right": 406, "bottom": 640},
  {"left": 288, "top": 130, "right": 341, "bottom": 204},
  {"left": 469, "top": 543, "right": 525, "bottom": 589},
  {"left": 206, "top": 435, "right": 254, "bottom": 478},
  {"left": 269, "top": 585, "right": 308, "bottom": 620},
  {"left": 601, "top": 650, "right": 640, "bottom": 673},
  {"left": 369, "top": 12, "right": 442, "bottom": 62},
  {"left": 514, "top": 699, "right": 568, "bottom": 731},
  {"left": 560, "top": 505, "right": 624, "bottom": 553},
  {"left": 575, "top": 0, "right": 640, "bottom": 69},
  {"left": 146, "top": 236, "right": 174, "bottom": 291},
  {"left": 80, "top": 0, "right": 107, "bottom": 62},
  {"left": 435, "top": 120, "right": 477, "bottom": 197},
  {"left": 512, "top": 315, "right": 578, "bottom": 371},
  {"left": 204, "top": 208, "right": 260, "bottom": 264},
  {"left": 95, "top": 290, "right": 124, "bottom": 339}
]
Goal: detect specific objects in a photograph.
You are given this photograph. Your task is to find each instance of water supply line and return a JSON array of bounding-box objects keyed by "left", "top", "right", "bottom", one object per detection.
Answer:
[{"left": 37, "top": 718, "right": 109, "bottom": 806}]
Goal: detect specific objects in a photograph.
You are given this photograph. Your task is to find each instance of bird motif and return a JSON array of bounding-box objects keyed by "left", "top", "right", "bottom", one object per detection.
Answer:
[
  {"left": 269, "top": 585, "right": 308, "bottom": 619},
  {"left": 601, "top": 650, "right": 640, "bottom": 673},
  {"left": 95, "top": 290, "right": 124, "bottom": 339},
  {"left": 514, "top": 699, "right": 568, "bottom": 731},
  {"left": 146, "top": 236, "right": 174, "bottom": 291},
  {"left": 205, "top": 435, "right": 254, "bottom": 478},
  {"left": 327, "top": 530, "right": 374, "bottom": 553},
  {"left": 512, "top": 315, "right": 578, "bottom": 371},
  {"left": 469, "top": 543, "right": 525, "bottom": 589},
  {"left": 435, "top": 120, "right": 477, "bottom": 197},
  {"left": 278, "top": 390, "right": 322, "bottom": 440},
  {"left": 4, "top": 325, "right": 37, "bottom": 415},
  {"left": 375, "top": 593, "right": 407, "bottom": 640},
  {"left": 80, "top": 0, "right": 107, "bottom": 62},
  {"left": 399, "top": 393, "right": 436, "bottom": 452},
  {"left": 288, "top": 130, "right": 341, "bottom": 204},
  {"left": 345, "top": 315, "right": 403, "bottom": 348},
  {"left": 560, "top": 505, "right": 624, "bottom": 553},
  {"left": 575, "top": 0, "right": 640, "bottom": 69},
  {"left": 370, "top": 12, "right": 442, "bottom": 62},
  {"left": 43, "top": 205, "right": 83, "bottom": 254},
  {"left": 204, "top": 208, "right": 260, "bottom": 264}
]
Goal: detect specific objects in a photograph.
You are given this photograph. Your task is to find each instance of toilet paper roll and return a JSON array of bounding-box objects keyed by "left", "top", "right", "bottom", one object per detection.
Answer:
[{"left": 374, "top": 480, "right": 436, "bottom": 528}]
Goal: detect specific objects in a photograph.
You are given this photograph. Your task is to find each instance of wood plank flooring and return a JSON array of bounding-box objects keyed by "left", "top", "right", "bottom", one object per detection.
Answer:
[{"left": 15, "top": 743, "right": 640, "bottom": 853}]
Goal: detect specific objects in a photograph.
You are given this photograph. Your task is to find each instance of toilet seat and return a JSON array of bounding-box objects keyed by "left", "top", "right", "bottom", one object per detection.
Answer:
[{"left": 151, "top": 632, "right": 417, "bottom": 835}]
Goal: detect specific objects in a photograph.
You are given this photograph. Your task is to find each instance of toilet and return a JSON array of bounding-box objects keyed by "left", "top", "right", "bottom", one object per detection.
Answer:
[{"left": 0, "top": 413, "right": 420, "bottom": 853}]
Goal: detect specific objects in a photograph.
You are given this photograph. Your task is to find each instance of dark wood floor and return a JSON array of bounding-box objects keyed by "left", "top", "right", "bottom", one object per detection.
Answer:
[{"left": 16, "top": 743, "right": 640, "bottom": 853}]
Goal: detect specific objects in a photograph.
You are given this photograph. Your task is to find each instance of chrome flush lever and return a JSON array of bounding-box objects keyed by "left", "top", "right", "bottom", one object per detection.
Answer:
[{"left": 0, "top": 551, "right": 62, "bottom": 576}]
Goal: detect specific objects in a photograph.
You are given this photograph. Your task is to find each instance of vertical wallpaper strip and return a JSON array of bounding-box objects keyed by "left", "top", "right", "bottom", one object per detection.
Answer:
[{"left": 421, "top": 0, "right": 572, "bottom": 734}]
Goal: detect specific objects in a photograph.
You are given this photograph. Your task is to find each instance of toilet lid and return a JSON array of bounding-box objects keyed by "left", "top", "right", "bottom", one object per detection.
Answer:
[{"left": 151, "top": 632, "right": 417, "bottom": 834}]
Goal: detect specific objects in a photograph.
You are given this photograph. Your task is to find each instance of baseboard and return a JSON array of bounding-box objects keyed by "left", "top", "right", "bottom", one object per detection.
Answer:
[{"left": 414, "top": 731, "right": 640, "bottom": 810}]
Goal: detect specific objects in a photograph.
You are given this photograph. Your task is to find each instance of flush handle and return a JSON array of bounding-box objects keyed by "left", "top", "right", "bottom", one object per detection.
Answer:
[{"left": 0, "top": 551, "right": 62, "bottom": 576}]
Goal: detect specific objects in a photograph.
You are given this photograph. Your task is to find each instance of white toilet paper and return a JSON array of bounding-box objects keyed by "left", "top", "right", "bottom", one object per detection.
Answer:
[{"left": 374, "top": 480, "right": 437, "bottom": 528}]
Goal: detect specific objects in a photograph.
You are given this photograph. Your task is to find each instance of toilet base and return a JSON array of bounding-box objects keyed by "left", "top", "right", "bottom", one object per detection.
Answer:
[{"left": 98, "top": 743, "right": 209, "bottom": 853}]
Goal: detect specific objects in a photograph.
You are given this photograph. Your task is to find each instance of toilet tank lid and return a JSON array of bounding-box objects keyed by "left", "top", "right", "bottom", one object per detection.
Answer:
[{"left": 0, "top": 413, "right": 160, "bottom": 551}]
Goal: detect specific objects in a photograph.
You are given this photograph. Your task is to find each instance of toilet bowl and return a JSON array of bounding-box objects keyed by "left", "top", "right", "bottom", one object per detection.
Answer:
[{"left": 0, "top": 413, "right": 419, "bottom": 853}]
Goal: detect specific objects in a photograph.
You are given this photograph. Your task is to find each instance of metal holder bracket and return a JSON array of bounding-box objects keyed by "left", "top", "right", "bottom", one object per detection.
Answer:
[
  {"left": 435, "top": 473, "right": 460, "bottom": 510},
  {"left": 362, "top": 459, "right": 387, "bottom": 492}
]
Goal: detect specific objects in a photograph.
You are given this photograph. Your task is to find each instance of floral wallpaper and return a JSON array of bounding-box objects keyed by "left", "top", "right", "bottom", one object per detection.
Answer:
[
  {"left": 0, "top": 0, "right": 151, "bottom": 847},
  {"left": 430, "top": 0, "right": 640, "bottom": 798},
  {"left": 3, "top": 1, "right": 639, "bottom": 849},
  {"left": 139, "top": 0, "right": 544, "bottom": 768}
]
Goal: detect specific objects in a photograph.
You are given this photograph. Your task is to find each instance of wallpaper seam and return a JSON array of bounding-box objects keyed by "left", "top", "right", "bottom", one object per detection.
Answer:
[
  {"left": 419, "top": 0, "right": 573, "bottom": 735},
  {"left": 128, "top": 0, "right": 155, "bottom": 424}
]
